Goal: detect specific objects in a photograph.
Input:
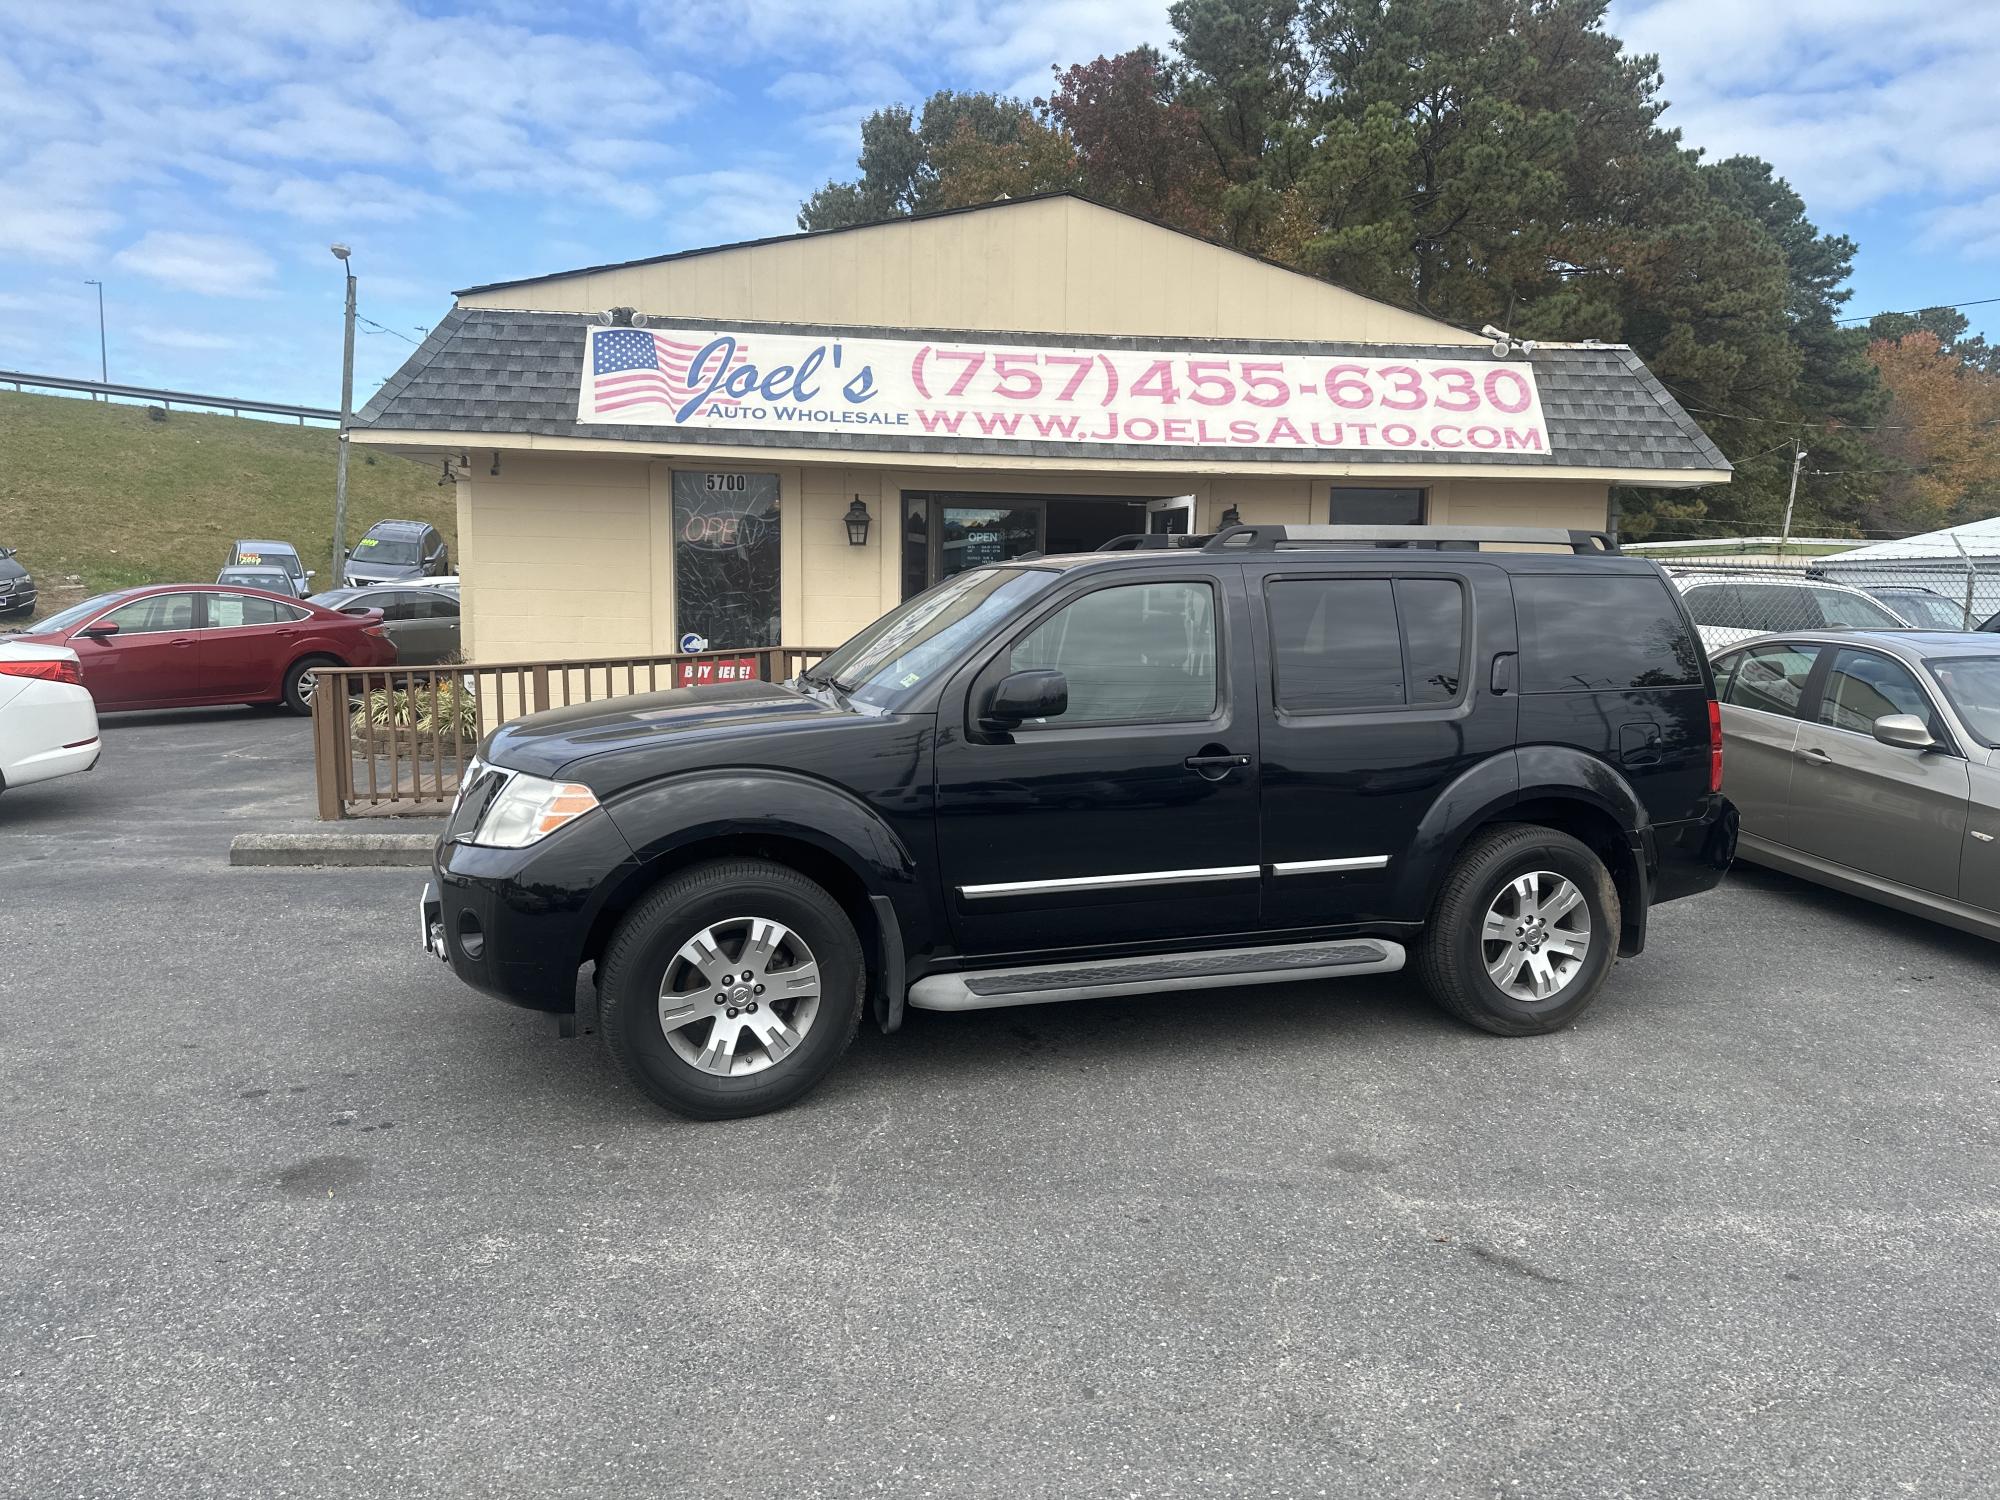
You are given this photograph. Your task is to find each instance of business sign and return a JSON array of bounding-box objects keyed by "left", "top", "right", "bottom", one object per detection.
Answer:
[
  {"left": 674, "top": 655, "right": 760, "bottom": 688},
  {"left": 580, "top": 327, "right": 1550, "bottom": 457}
]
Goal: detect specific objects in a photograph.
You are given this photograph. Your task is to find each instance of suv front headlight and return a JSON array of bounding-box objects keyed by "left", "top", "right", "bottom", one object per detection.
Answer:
[{"left": 472, "top": 773, "right": 600, "bottom": 848}]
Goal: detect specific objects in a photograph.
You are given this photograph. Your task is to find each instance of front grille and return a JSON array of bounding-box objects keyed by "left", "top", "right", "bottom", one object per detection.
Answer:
[{"left": 446, "top": 760, "right": 511, "bottom": 841}]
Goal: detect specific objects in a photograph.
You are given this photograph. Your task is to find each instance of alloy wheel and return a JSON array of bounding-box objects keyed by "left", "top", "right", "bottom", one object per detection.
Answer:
[
  {"left": 1481, "top": 871, "right": 1592, "bottom": 1002},
  {"left": 657, "top": 916, "right": 823, "bottom": 1076}
]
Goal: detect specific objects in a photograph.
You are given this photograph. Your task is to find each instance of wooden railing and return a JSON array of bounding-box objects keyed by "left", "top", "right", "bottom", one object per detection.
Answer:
[{"left": 310, "top": 646, "right": 833, "bottom": 819}]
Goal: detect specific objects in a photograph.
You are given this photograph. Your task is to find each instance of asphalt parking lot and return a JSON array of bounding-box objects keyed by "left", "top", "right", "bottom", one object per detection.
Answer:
[{"left": 3, "top": 710, "right": 1996, "bottom": 1498}]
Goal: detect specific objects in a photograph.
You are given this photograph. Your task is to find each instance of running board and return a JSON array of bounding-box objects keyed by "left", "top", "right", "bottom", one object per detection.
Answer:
[{"left": 907, "top": 939, "right": 1406, "bottom": 1012}]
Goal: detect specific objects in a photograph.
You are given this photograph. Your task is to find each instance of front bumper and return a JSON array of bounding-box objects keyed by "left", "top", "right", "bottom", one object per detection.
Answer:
[{"left": 424, "top": 810, "right": 643, "bottom": 1012}]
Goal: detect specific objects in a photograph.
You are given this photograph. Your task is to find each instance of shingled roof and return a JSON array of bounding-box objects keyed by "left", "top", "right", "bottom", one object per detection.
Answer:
[{"left": 357, "top": 307, "right": 1728, "bottom": 475}]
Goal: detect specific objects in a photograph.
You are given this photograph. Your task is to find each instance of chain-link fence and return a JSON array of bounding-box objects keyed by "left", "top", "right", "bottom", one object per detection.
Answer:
[{"left": 1624, "top": 533, "right": 2000, "bottom": 642}]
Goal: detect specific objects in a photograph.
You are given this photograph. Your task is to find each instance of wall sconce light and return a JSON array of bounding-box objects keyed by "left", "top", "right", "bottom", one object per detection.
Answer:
[
  {"left": 844, "top": 496, "right": 872, "bottom": 546},
  {"left": 1219, "top": 504, "right": 1242, "bottom": 529},
  {"left": 489, "top": 450, "right": 502, "bottom": 477}
]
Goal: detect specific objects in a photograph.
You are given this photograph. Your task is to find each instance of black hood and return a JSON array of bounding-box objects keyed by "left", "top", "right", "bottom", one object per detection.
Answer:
[
  {"left": 481, "top": 679, "right": 859, "bottom": 781},
  {"left": 0, "top": 554, "right": 27, "bottom": 581}
]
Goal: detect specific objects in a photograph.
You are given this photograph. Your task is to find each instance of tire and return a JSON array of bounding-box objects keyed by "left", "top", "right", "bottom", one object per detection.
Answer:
[
  {"left": 1415, "top": 823, "right": 1620, "bottom": 1036},
  {"left": 281, "top": 655, "right": 338, "bottom": 716},
  {"left": 599, "top": 858, "right": 866, "bottom": 1120}
]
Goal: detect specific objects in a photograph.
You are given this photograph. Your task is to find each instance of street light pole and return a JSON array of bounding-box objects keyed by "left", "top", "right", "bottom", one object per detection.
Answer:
[
  {"left": 83, "top": 279, "right": 106, "bottom": 396},
  {"left": 330, "top": 245, "right": 356, "bottom": 584},
  {"left": 1779, "top": 444, "right": 1806, "bottom": 551}
]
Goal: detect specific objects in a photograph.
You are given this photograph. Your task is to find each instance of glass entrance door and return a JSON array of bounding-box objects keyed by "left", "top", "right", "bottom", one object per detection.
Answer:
[{"left": 935, "top": 504, "right": 1043, "bottom": 582}]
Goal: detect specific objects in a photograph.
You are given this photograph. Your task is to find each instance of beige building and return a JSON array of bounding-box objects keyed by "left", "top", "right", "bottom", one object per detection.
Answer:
[{"left": 353, "top": 194, "right": 1728, "bottom": 662}]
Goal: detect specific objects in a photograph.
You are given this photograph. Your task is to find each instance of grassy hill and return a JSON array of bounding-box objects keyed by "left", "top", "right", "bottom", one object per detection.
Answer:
[{"left": 0, "top": 390, "right": 452, "bottom": 621}]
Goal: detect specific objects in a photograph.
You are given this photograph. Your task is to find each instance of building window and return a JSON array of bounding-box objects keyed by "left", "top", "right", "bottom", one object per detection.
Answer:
[
  {"left": 1330, "top": 487, "right": 1426, "bottom": 526},
  {"left": 672, "top": 471, "right": 781, "bottom": 651}
]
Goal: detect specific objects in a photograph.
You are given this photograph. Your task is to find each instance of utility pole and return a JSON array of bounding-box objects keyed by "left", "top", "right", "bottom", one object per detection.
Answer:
[
  {"left": 83, "top": 279, "right": 106, "bottom": 396},
  {"left": 1779, "top": 444, "right": 1806, "bottom": 551},
  {"left": 330, "top": 245, "right": 356, "bottom": 584}
]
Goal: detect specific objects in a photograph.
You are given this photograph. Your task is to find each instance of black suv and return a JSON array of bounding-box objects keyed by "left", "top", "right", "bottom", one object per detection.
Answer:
[{"left": 423, "top": 524, "right": 1736, "bottom": 1119}]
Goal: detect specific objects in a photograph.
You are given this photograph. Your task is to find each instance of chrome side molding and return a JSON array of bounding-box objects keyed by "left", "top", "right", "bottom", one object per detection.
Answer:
[{"left": 959, "top": 865, "right": 1261, "bottom": 899}]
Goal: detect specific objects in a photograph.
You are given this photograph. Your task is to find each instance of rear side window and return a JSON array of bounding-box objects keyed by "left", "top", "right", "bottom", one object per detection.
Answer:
[
  {"left": 208, "top": 593, "right": 300, "bottom": 627},
  {"left": 1516, "top": 575, "right": 1702, "bottom": 692},
  {"left": 1266, "top": 576, "right": 1466, "bottom": 712},
  {"left": 1721, "top": 643, "right": 1819, "bottom": 718}
]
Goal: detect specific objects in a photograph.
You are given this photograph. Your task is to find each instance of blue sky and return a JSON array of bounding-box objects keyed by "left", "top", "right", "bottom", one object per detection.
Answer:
[{"left": 2, "top": 0, "right": 1995, "bottom": 411}]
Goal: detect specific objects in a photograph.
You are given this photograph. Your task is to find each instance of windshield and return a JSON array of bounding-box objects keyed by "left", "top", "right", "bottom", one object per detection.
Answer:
[
  {"left": 1927, "top": 656, "right": 2000, "bottom": 745},
  {"left": 355, "top": 536, "right": 420, "bottom": 566},
  {"left": 1814, "top": 588, "right": 1904, "bottom": 629},
  {"left": 221, "top": 570, "right": 289, "bottom": 587},
  {"left": 234, "top": 546, "right": 299, "bottom": 572},
  {"left": 19, "top": 591, "right": 136, "bottom": 634},
  {"left": 805, "top": 567, "right": 1059, "bottom": 709},
  {"left": 1885, "top": 593, "right": 1968, "bottom": 630}
]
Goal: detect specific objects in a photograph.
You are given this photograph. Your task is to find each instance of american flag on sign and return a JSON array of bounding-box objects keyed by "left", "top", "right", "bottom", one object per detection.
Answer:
[{"left": 587, "top": 329, "right": 753, "bottom": 418}]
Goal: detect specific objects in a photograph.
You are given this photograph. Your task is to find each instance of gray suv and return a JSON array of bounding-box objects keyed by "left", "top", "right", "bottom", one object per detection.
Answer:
[{"left": 343, "top": 520, "right": 449, "bottom": 588}]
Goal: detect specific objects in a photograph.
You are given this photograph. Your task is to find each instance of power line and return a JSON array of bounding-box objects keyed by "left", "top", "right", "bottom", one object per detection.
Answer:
[
  {"left": 355, "top": 312, "right": 422, "bottom": 346},
  {"left": 1835, "top": 295, "right": 2000, "bottom": 325}
]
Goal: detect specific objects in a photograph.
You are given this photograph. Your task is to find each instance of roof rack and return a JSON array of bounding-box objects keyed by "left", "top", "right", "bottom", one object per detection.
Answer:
[
  {"left": 1202, "top": 524, "right": 1618, "bottom": 555},
  {"left": 1094, "top": 533, "right": 1217, "bottom": 551}
]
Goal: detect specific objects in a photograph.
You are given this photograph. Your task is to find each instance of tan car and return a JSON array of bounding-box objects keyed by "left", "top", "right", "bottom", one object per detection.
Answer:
[{"left": 1714, "top": 630, "right": 2000, "bottom": 938}]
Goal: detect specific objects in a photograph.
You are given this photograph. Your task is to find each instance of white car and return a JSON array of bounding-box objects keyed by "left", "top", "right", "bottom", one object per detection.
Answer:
[
  {"left": 0, "top": 640, "right": 101, "bottom": 794},
  {"left": 1669, "top": 570, "right": 1910, "bottom": 654}
]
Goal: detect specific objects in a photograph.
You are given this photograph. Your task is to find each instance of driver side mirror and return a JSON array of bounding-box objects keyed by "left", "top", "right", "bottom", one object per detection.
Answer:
[
  {"left": 79, "top": 621, "right": 120, "bottom": 640},
  {"left": 1872, "top": 713, "right": 1936, "bottom": 751},
  {"left": 980, "top": 669, "right": 1067, "bottom": 731}
]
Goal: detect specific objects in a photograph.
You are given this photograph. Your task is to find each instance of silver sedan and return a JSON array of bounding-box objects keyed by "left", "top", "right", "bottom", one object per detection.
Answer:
[{"left": 1714, "top": 630, "right": 2000, "bottom": 939}]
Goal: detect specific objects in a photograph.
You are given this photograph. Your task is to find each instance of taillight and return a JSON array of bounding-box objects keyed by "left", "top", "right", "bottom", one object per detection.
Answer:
[
  {"left": 0, "top": 658, "right": 82, "bottom": 686},
  {"left": 1708, "top": 698, "right": 1724, "bottom": 793},
  {"left": 361, "top": 624, "right": 387, "bottom": 638}
]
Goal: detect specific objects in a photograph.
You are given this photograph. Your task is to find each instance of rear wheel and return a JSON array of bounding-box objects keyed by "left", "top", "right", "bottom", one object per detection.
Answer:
[
  {"left": 281, "top": 655, "right": 338, "bottom": 716},
  {"left": 599, "top": 859, "right": 865, "bottom": 1120},
  {"left": 1416, "top": 824, "right": 1619, "bottom": 1036}
]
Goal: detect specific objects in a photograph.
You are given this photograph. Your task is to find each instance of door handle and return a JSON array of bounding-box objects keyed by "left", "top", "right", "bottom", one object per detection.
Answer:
[
  {"left": 1184, "top": 752, "right": 1251, "bottom": 774},
  {"left": 1797, "top": 745, "right": 1833, "bottom": 763}
]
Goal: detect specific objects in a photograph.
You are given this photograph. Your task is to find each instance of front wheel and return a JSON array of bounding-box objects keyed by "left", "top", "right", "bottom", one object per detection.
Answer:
[
  {"left": 599, "top": 859, "right": 865, "bottom": 1120},
  {"left": 1416, "top": 824, "right": 1620, "bottom": 1036}
]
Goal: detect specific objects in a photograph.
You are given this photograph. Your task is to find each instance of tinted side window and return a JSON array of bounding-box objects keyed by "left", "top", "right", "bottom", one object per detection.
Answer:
[
  {"left": 1266, "top": 577, "right": 1466, "bottom": 712},
  {"left": 418, "top": 594, "right": 460, "bottom": 620},
  {"left": 1817, "top": 649, "right": 1931, "bottom": 734},
  {"left": 1737, "top": 584, "right": 1816, "bottom": 633},
  {"left": 1398, "top": 578, "right": 1464, "bottom": 703},
  {"left": 373, "top": 592, "right": 422, "bottom": 622},
  {"left": 1009, "top": 581, "right": 1217, "bottom": 724},
  {"left": 1683, "top": 585, "right": 1741, "bottom": 628},
  {"left": 1516, "top": 575, "right": 1702, "bottom": 691},
  {"left": 1269, "top": 579, "right": 1402, "bottom": 711},
  {"left": 1722, "top": 644, "right": 1819, "bottom": 718}
]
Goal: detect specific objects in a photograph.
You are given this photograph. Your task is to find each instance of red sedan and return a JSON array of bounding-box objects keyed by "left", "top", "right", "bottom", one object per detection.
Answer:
[{"left": 9, "top": 585, "right": 395, "bottom": 714}]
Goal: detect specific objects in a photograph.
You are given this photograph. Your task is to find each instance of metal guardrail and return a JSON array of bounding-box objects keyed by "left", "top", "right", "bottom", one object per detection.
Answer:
[
  {"left": 309, "top": 646, "right": 833, "bottom": 819},
  {"left": 0, "top": 369, "right": 340, "bottom": 423}
]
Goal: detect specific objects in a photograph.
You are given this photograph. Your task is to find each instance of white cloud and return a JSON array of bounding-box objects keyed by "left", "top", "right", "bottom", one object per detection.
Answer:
[
  {"left": 0, "top": 0, "right": 706, "bottom": 269},
  {"left": 112, "top": 231, "right": 278, "bottom": 298},
  {"left": 665, "top": 169, "right": 816, "bottom": 243},
  {"left": 1616, "top": 0, "right": 2000, "bottom": 255}
]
